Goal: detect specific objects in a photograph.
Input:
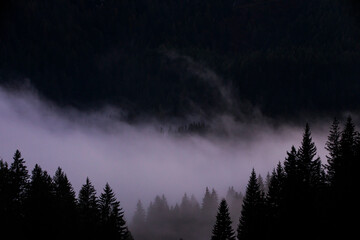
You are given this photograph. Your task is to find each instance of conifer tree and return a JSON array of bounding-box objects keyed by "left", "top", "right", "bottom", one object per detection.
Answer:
[
  {"left": 237, "top": 169, "right": 263, "bottom": 240},
  {"left": 325, "top": 118, "right": 341, "bottom": 185},
  {"left": 53, "top": 167, "right": 78, "bottom": 237},
  {"left": 9, "top": 150, "right": 29, "bottom": 204},
  {"left": 339, "top": 116, "right": 357, "bottom": 187},
  {"left": 297, "top": 123, "right": 322, "bottom": 187},
  {"left": 7, "top": 150, "right": 29, "bottom": 237},
  {"left": 99, "top": 183, "right": 130, "bottom": 239},
  {"left": 211, "top": 199, "right": 235, "bottom": 240},
  {"left": 25, "top": 164, "right": 55, "bottom": 237},
  {"left": 131, "top": 199, "right": 146, "bottom": 239},
  {"left": 78, "top": 177, "right": 99, "bottom": 238},
  {"left": 265, "top": 162, "right": 285, "bottom": 236}
]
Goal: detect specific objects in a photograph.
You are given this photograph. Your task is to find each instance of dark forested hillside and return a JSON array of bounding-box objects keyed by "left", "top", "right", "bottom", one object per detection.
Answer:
[{"left": 1, "top": 0, "right": 360, "bottom": 119}]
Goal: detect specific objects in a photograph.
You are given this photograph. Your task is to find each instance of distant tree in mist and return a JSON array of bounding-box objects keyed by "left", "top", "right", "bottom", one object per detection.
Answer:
[
  {"left": 211, "top": 199, "right": 236, "bottom": 240},
  {"left": 225, "top": 187, "right": 243, "bottom": 230},
  {"left": 131, "top": 200, "right": 147, "bottom": 240}
]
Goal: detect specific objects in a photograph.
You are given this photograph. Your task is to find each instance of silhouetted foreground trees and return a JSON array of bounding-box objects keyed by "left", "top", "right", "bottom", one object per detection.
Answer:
[
  {"left": 1, "top": 117, "right": 359, "bottom": 239},
  {"left": 0, "top": 151, "right": 132, "bottom": 240},
  {"left": 130, "top": 117, "right": 359, "bottom": 239}
]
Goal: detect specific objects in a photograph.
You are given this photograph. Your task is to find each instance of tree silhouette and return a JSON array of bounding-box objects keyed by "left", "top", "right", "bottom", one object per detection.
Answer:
[
  {"left": 99, "top": 183, "right": 131, "bottom": 239},
  {"left": 78, "top": 177, "right": 100, "bottom": 238},
  {"left": 237, "top": 169, "right": 264, "bottom": 240},
  {"left": 9, "top": 150, "right": 29, "bottom": 204},
  {"left": 53, "top": 167, "right": 78, "bottom": 238},
  {"left": 265, "top": 162, "right": 285, "bottom": 237},
  {"left": 8, "top": 150, "right": 29, "bottom": 237},
  {"left": 211, "top": 199, "right": 235, "bottom": 240},
  {"left": 25, "top": 164, "right": 55, "bottom": 237},
  {"left": 325, "top": 118, "right": 341, "bottom": 186},
  {"left": 297, "top": 123, "right": 323, "bottom": 187}
]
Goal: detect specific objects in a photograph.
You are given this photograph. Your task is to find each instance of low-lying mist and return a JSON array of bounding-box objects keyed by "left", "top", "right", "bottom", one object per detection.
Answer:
[{"left": 0, "top": 85, "right": 331, "bottom": 220}]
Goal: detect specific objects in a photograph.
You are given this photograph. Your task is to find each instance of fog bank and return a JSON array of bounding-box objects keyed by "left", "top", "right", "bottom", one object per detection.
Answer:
[{"left": 0, "top": 86, "right": 330, "bottom": 219}]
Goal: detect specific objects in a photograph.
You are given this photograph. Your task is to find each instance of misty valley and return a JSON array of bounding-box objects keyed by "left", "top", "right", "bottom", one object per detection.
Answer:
[
  {"left": 0, "top": 117, "right": 358, "bottom": 239},
  {"left": 1, "top": 0, "right": 360, "bottom": 239}
]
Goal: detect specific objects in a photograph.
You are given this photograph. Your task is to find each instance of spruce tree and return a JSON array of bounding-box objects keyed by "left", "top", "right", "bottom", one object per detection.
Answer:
[
  {"left": 99, "top": 183, "right": 130, "bottom": 240},
  {"left": 25, "top": 164, "right": 55, "bottom": 237},
  {"left": 53, "top": 167, "right": 78, "bottom": 237},
  {"left": 9, "top": 150, "right": 29, "bottom": 204},
  {"left": 78, "top": 177, "right": 100, "bottom": 238},
  {"left": 211, "top": 199, "right": 235, "bottom": 240},
  {"left": 265, "top": 162, "right": 285, "bottom": 237},
  {"left": 237, "top": 169, "right": 263, "bottom": 240},
  {"left": 339, "top": 116, "right": 357, "bottom": 187},
  {"left": 297, "top": 123, "right": 322, "bottom": 187},
  {"left": 8, "top": 150, "right": 29, "bottom": 237},
  {"left": 325, "top": 118, "right": 341, "bottom": 186}
]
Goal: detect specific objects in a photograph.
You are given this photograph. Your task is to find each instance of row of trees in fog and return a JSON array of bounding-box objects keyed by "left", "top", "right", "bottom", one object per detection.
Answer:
[
  {"left": 130, "top": 117, "right": 359, "bottom": 239},
  {"left": 1, "top": 117, "right": 359, "bottom": 239},
  {"left": 0, "top": 152, "right": 133, "bottom": 240}
]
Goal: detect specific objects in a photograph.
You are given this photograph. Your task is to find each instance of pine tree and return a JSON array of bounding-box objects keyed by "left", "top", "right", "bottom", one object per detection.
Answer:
[
  {"left": 99, "top": 183, "right": 130, "bottom": 239},
  {"left": 297, "top": 123, "right": 322, "bottom": 187},
  {"left": 78, "top": 177, "right": 100, "bottom": 238},
  {"left": 7, "top": 150, "right": 29, "bottom": 237},
  {"left": 25, "top": 164, "right": 55, "bottom": 237},
  {"left": 325, "top": 118, "right": 341, "bottom": 185},
  {"left": 53, "top": 167, "right": 78, "bottom": 237},
  {"left": 211, "top": 199, "right": 236, "bottom": 240},
  {"left": 339, "top": 116, "right": 357, "bottom": 188},
  {"left": 237, "top": 169, "right": 263, "bottom": 240},
  {"left": 9, "top": 150, "right": 29, "bottom": 204},
  {"left": 265, "top": 162, "right": 285, "bottom": 237}
]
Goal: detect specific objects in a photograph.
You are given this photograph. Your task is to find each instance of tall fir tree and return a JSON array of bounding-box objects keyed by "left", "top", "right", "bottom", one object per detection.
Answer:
[
  {"left": 297, "top": 123, "right": 322, "bottom": 187},
  {"left": 25, "top": 164, "right": 55, "bottom": 237},
  {"left": 78, "top": 177, "right": 100, "bottom": 238},
  {"left": 325, "top": 118, "right": 341, "bottom": 186},
  {"left": 237, "top": 169, "right": 264, "bottom": 240},
  {"left": 53, "top": 167, "right": 78, "bottom": 237},
  {"left": 265, "top": 162, "right": 285, "bottom": 237},
  {"left": 8, "top": 150, "right": 29, "bottom": 238},
  {"left": 9, "top": 150, "right": 29, "bottom": 204},
  {"left": 99, "top": 183, "right": 130, "bottom": 240},
  {"left": 339, "top": 116, "right": 357, "bottom": 188},
  {"left": 211, "top": 199, "right": 235, "bottom": 240}
]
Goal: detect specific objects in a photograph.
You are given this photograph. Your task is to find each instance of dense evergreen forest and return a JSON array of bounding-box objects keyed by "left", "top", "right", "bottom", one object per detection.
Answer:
[
  {"left": 1, "top": 117, "right": 358, "bottom": 239},
  {"left": 1, "top": 0, "right": 360, "bottom": 119}
]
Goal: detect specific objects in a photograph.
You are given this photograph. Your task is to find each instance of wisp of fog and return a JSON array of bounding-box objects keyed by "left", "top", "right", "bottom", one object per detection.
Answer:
[{"left": 0, "top": 86, "right": 329, "bottom": 220}]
